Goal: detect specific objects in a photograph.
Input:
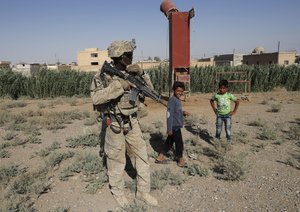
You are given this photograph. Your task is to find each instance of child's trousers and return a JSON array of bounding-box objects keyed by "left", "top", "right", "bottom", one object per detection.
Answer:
[{"left": 215, "top": 115, "right": 232, "bottom": 142}]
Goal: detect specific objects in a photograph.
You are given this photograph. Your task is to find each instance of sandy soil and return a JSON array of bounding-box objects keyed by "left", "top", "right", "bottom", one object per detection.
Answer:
[{"left": 0, "top": 91, "right": 300, "bottom": 212}]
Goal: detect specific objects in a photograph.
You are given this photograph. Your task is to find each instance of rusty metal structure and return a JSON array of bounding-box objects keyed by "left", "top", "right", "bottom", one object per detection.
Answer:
[{"left": 160, "top": 0, "right": 194, "bottom": 96}]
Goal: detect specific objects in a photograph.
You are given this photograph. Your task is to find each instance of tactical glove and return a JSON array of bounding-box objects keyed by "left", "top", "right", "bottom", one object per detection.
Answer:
[
  {"left": 118, "top": 78, "right": 131, "bottom": 91},
  {"left": 126, "top": 64, "right": 144, "bottom": 75}
]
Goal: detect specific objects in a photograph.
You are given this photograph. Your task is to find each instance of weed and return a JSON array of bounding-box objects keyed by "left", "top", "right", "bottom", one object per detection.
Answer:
[
  {"left": 257, "top": 126, "right": 277, "bottom": 140},
  {"left": 260, "top": 100, "right": 268, "bottom": 105},
  {"left": 22, "top": 109, "right": 43, "bottom": 117},
  {"left": 183, "top": 164, "right": 209, "bottom": 177},
  {"left": 4, "top": 195, "right": 35, "bottom": 212},
  {"left": 12, "top": 137, "right": 30, "bottom": 146},
  {"left": 0, "top": 141, "right": 11, "bottom": 150},
  {"left": 247, "top": 118, "right": 265, "bottom": 127},
  {"left": 66, "top": 133, "right": 99, "bottom": 148},
  {"left": 151, "top": 168, "right": 185, "bottom": 190},
  {"left": 43, "top": 110, "right": 85, "bottom": 131},
  {"left": 272, "top": 140, "right": 285, "bottom": 145},
  {"left": 11, "top": 113, "right": 27, "bottom": 124},
  {"left": 0, "top": 149, "right": 10, "bottom": 158},
  {"left": 6, "top": 166, "right": 50, "bottom": 201},
  {"left": 0, "top": 111, "right": 12, "bottom": 126},
  {"left": 59, "top": 154, "right": 106, "bottom": 181},
  {"left": 214, "top": 153, "right": 249, "bottom": 181},
  {"left": 84, "top": 171, "right": 108, "bottom": 194},
  {"left": 119, "top": 203, "right": 149, "bottom": 212},
  {"left": 0, "top": 164, "right": 27, "bottom": 186},
  {"left": 46, "top": 151, "right": 75, "bottom": 168},
  {"left": 185, "top": 137, "right": 203, "bottom": 157},
  {"left": 37, "top": 102, "right": 46, "bottom": 109},
  {"left": 52, "top": 207, "right": 70, "bottom": 212},
  {"left": 284, "top": 150, "right": 300, "bottom": 170},
  {"left": 251, "top": 142, "right": 268, "bottom": 152},
  {"left": 2, "top": 131, "right": 18, "bottom": 141},
  {"left": 202, "top": 146, "right": 225, "bottom": 160},
  {"left": 25, "top": 134, "right": 42, "bottom": 144},
  {"left": 267, "top": 104, "right": 282, "bottom": 112},
  {"left": 234, "top": 130, "right": 250, "bottom": 144},
  {"left": 35, "top": 142, "right": 61, "bottom": 157},
  {"left": 1, "top": 101, "right": 27, "bottom": 109},
  {"left": 67, "top": 97, "right": 78, "bottom": 106},
  {"left": 285, "top": 125, "right": 300, "bottom": 140},
  {"left": 23, "top": 122, "right": 42, "bottom": 136}
]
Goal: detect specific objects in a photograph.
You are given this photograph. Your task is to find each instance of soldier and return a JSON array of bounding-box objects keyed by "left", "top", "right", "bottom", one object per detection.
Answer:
[{"left": 90, "top": 40, "right": 158, "bottom": 207}]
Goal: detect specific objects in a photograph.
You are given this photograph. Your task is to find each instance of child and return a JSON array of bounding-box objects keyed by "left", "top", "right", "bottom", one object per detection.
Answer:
[
  {"left": 155, "top": 81, "right": 189, "bottom": 167},
  {"left": 210, "top": 79, "right": 240, "bottom": 143}
]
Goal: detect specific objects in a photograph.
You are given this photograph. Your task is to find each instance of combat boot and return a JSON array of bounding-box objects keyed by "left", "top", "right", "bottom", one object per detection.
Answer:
[
  {"left": 113, "top": 194, "right": 129, "bottom": 208},
  {"left": 136, "top": 191, "right": 158, "bottom": 206}
]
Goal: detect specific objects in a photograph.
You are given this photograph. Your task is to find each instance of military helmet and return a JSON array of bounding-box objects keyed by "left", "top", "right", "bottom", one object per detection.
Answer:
[{"left": 107, "top": 40, "right": 136, "bottom": 58}]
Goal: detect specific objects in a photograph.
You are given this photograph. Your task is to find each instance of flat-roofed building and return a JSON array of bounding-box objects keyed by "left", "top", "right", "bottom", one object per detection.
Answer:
[
  {"left": 13, "top": 63, "right": 41, "bottom": 76},
  {"left": 136, "top": 60, "right": 161, "bottom": 69},
  {"left": 214, "top": 54, "right": 244, "bottom": 66},
  {"left": 243, "top": 47, "right": 296, "bottom": 65},
  {"left": 77, "top": 48, "right": 111, "bottom": 72},
  {"left": 191, "top": 58, "right": 214, "bottom": 67},
  {"left": 46, "top": 64, "right": 72, "bottom": 71}
]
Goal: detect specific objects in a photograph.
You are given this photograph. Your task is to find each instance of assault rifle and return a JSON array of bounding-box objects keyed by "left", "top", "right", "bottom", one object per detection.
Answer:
[{"left": 101, "top": 61, "right": 167, "bottom": 107}]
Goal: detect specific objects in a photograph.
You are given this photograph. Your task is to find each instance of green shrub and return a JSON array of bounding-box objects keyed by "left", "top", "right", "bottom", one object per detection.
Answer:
[
  {"left": 151, "top": 168, "right": 185, "bottom": 190},
  {"left": 1, "top": 64, "right": 299, "bottom": 99},
  {"left": 214, "top": 153, "right": 249, "bottom": 181},
  {"left": 183, "top": 164, "right": 209, "bottom": 177}
]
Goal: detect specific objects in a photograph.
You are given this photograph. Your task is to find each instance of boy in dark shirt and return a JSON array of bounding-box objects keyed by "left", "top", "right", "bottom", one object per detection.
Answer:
[{"left": 155, "top": 81, "right": 189, "bottom": 167}]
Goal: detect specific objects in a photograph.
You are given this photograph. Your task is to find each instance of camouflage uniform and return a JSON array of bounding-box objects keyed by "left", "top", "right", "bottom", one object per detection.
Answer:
[{"left": 90, "top": 40, "right": 156, "bottom": 207}]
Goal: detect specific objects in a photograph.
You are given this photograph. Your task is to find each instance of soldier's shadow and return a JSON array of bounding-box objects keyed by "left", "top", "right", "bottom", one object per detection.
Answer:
[
  {"left": 149, "top": 131, "right": 165, "bottom": 153},
  {"left": 184, "top": 125, "right": 214, "bottom": 145},
  {"left": 122, "top": 131, "right": 166, "bottom": 180},
  {"left": 124, "top": 130, "right": 165, "bottom": 179}
]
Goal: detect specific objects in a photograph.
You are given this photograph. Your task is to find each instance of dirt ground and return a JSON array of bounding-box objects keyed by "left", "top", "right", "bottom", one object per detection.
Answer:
[{"left": 0, "top": 90, "right": 300, "bottom": 212}]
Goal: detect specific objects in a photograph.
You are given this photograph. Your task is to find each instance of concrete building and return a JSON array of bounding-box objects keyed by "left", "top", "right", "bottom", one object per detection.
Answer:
[
  {"left": 191, "top": 58, "right": 214, "bottom": 67},
  {"left": 77, "top": 48, "right": 111, "bottom": 72},
  {"left": 46, "top": 64, "right": 72, "bottom": 71},
  {"left": 136, "top": 60, "right": 161, "bottom": 69},
  {"left": 12, "top": 63, "right": 41, "bottom": 76},
  {"left": 136, "top": 58, "right": 216, "bottom": 69},
  {"left": 0, "top": 61, "right": 11, "bottom": 70},
  {"left": 214, "top": 54, "right": 244, "bottom": 66},
  {"left": 243, "top": 47, "right": 296, "bottom": 65}
]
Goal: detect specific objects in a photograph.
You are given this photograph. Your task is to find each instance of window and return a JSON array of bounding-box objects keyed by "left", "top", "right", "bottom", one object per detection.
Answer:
[
  {"left": 91, "top": 53, "right": 98, "bottom": 57},
  {"left": 91, "top": 62, "right": 99, "bottom": 65},
  {"left": 284, "top": 60, "right": 289, "bottom": 65}
]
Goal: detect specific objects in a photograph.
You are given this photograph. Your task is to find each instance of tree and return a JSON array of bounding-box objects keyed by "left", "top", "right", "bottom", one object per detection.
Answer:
[
  {"left": 295, "top": 56, "right": 300, "bottom": 64},
  {"left": 154, "top": 57, "right": 161, "bottom": 62}
]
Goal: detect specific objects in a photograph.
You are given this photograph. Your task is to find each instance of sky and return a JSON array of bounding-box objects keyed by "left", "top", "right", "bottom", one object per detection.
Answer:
[{"left": 0, "top": 0, "right": 299, "bottom": 64}]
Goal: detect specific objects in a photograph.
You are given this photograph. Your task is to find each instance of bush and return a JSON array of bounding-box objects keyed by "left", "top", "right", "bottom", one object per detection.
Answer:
[{"left": 1, "top": 64, "right": 299, "bottom": 99}]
